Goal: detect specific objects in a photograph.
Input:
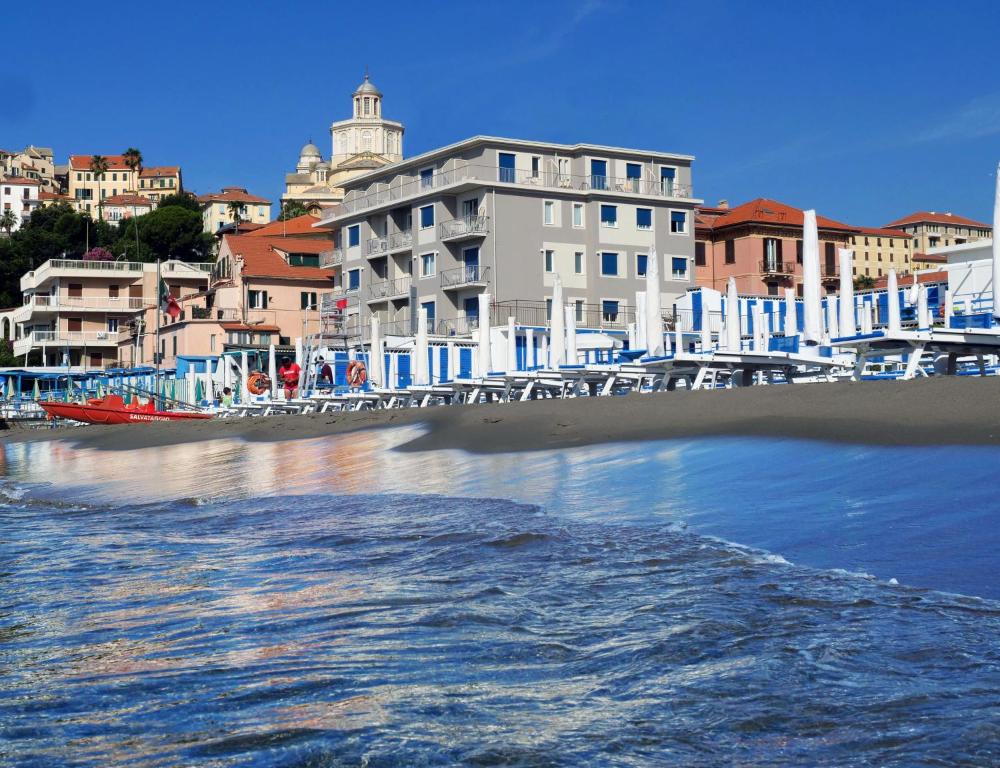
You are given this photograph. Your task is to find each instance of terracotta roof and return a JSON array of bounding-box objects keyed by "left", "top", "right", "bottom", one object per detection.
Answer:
[
  {"left": 872, "top": 270, "right": 947, "bottom": 290},
  {"left": 39, "top": 190, "right": 72, "bottom": 201},
  {"left": 223, "top": 235, "right": 335, "bottom": 280},
  {"left": 853, "top": 226, "right": 913, "bottom": 238},
  {"left": 68, "top": 154, "right": 134, "bottom": 171},
  {"left": 2, "top": 176, "right": 41, "bottom": 186},
  {"left": 139, "top": 166, "right": 180, "bottom": 177},
  {"left": 102, "top": 194, "right": 154, "bottom": 206},
  {"left": 885, "top": 211, "right": 991, "bottom": 229},
  {"left": 701, "top": 198, "right": 856, "bottom": 232},
  {"left": 912, "top": 252, "right": 948, "bottom": 263},
  {"left": 220, "top": 322, "right": 282, "bottom": 332},
  {"left": 198, "top": 187, "right": 271, "bottom": 205},
  {"left": 247, "top": 214, "right": 333, "bottom": 238}
]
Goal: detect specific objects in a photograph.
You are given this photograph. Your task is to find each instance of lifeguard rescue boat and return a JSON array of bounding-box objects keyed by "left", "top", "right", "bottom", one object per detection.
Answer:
[{"left": 40, "top": 394, "right": 212, "bottom": 425}]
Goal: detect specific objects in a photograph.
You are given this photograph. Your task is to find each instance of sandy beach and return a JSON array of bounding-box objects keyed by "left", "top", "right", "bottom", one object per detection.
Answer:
[{"left": 4, "top": 376, "right": 1000, "bottom": 453}]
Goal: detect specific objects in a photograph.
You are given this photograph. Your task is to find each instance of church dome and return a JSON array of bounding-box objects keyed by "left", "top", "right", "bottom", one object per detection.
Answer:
[
  {"left": 354, "top": 74, "right": 382, "bottom": 97},
  {"left": 299, "top": 141, "right": 321, "bottom": 159}
]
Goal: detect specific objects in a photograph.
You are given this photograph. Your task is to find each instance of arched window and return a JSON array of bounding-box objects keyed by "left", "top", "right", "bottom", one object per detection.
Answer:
[
  {"left": 354, "top": 97, "right": 360, "bottom": 117},
  {"left": 364, "top": 98, "right": 370, "bottom": 115},
  {"left": 362, "top": 131, "right": 372, "bottom": 151}
]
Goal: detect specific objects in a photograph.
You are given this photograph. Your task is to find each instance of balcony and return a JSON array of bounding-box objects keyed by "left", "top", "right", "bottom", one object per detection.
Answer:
[
  {"left": 822, "top": 263, "right": 839, "bottom": 283},
  {"left": 13, "top": 329, "right": 123, "bottom": 356},
  {"left": 319, "top": 248, "right": 343, "bottom": 268},
  {"left": 440, "top": 264, "right": 491, "bottom": 290},
  {"left": 366, "top": 237, "right": 389, "bottom": 257},
  {"left": 368, "top": 276, "right": 412, "bottom": 302},
  {"left": 389, "top": 230, "right": 413, "bottom": 253},
  {"left": 759, "top": 259, "right": 794, "bottom": 278},
  {"left": 491, "top": 300, "right": 638, "bottom": 331},
  {"left": 438, "top": 215, "right": 489, "bottom": 242},
  {"left": 25, "top": 294, "right": 150, "bottom": 312},
  {"left": 333, "top": 161, "right": 695, "bottom": 218},
  {"left": 435, "top": 315, "right": 481, "bottom": 337}
]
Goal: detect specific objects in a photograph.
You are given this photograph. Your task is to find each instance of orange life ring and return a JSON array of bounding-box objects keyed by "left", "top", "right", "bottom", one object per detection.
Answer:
[
  {"left": 247, "top": 371, "right": 270, "bottom": 395},
  {"left": 346, "top": 360, "right": 367, "bottom": 387}
]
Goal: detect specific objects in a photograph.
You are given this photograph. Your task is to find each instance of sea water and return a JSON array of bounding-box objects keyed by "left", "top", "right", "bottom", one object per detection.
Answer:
[{"left": 0, "top": 431, "right": 998, "bottom": 766}]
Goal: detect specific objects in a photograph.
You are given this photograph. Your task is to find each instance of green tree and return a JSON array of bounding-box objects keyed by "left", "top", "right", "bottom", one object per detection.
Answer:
[
  {"left": 89, "top": 154, "right": 110, "bottom": 222},
  {"left": 278, "top": 201, "right": 308, "bottom": 221},
  {"left": 116, "top": 205, "right": 213, "bottom": 263},
  {"left": 0, "top": 209, "right": 17, "bottom": 236},
  {"left": 156, "top": 192, "right": 200, "bottom": 211},
  {"left": 227, "top": 199, "right": 245, "bottom": 228},
  {"left": 854, "top": 275, "right": 876, "bottom": 291}
]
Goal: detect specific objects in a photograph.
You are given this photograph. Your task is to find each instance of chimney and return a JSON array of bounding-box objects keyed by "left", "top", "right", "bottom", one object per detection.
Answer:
[{"left": 717, "top": 199, "right": 729, "bottom": 210}]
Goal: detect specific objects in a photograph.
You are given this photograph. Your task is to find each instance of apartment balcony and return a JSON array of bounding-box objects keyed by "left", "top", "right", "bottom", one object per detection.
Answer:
[
  {"left": 367, "top": 276, "right": 412, "bottom": 302},
  {"left": 319, "top": 248, "right": 344, "bottom": 268},
  {"left": 438, "top": 215, "right": 489, "bottom": 242},
  {"left": 334, "top": 162, "right": 695, "bottom": 218},
  {"left": 366, "top": 237, "right": 389, "bottom": 257},
  {"left": 24, "top": 295, "right": 150, "bottom": 313},
  {"left": 21, "top": 258, "right": 144, "bottom": 292},
  {"left": 491, "top": 300, "right": 638, "bottom": 332},
  {"left": 13, "top": 329, "right": 123, "bottom": 356},
  {"left": 821, "top": 264, "right": 840, "bottom": 284},
  {"left": 440, "top": 265, "right": 491, "bottom": 291},
  {"left": 389, "top": 230, "right": 413, "bottom": 253},
  {"left": 759, "top": 259, "right": 794, "bottom": 278},
  {"left": 435, "top": 315, "right": 481, "bottom": 337}
]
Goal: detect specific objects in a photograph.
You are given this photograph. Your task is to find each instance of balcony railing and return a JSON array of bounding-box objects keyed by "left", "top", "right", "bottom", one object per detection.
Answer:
[
  {"left": 21, "top": 330, "right": 123, "bottom": 345},
  {"left": 389, "top": 230, "right": 413, "bottom": 252},
  {"left": 435, "top": 315, "right": 481, "bottom": 337},
  {"left": 368, "top": 276, "right": 412, "bottom": 301},
  {"left": 319, "top": 248, "right": 344, "bottom": 268},
  {"left": 491, "top": 300, "right": 638, "bottom": 331},
  {"left": 440, "top": 264, "right": 491, "bottom": 289},
  {"left": 367, "top": 237, "right": 389, "bottom": 256},
  {"left": 26, "top": 295, "right": 150, "bottom": 311},
  {"left": 336, "top": 161, "right": 694, "bottom": 216},
  {"left": 760, "top": 259, "right": 793, "bottom": 276},
  {"left": 439, "top": 215, "right": 490, "bottom": 241}
]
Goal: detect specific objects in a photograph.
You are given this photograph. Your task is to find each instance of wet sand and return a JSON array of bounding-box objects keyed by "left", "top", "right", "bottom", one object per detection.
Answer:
[{"left": 5, "top": 377, "right": 1000, "bottom": 453}]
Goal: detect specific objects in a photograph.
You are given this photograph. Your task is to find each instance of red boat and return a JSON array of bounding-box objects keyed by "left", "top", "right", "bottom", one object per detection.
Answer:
[{"left": 40, "top": 394, "right": 213, "bottom": 425}]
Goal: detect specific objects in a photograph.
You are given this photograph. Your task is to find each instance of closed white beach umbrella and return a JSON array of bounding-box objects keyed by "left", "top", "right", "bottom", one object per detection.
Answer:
[
  {"left": 784, "top": 288, "right": 797, "bottom": 338},
  {"left": 917, "top": 284, "right": 930, "bottom": 329},
  {"left": 635, "top": 291, "right": 646, "bottom": 351},
  {"left": 525, "top": 327, "right": 536, "bottom": 368},
  {"left": 700, "top": 301, "right": 712, "bottom": 351},
  {"left": 862, "top": 303, "right": 874, "bottom": 335},
  {"left": 826, "top": 294, "right": 840, "bottom": 340},
  {"left": 993, "top": 162, "right": 1000, "bottom": 320},
  {"left": 801, "top": 210, "right": 823, "bottom": 344},
  {"left": 645, "top": 248, "right": 664, "bottom": 356},
  {"left": 760, "top": 305, "right": 771, "bottom": 351},
  {"left": 549, "top": 277, "right": 565, "bottom": 368},
  {"left": 477, "top": 292, "right": 492, "bottom": 376},
  {"left": 240, "top": 351, "right": 249, "bottom": 403},
  {"left": 564, "top": 305, "right": 577, "bottom": 364},
  {"left": 415, "top": 307, "right": 430, "bottom": 385},
  {"left": 839, "top": 249, "right": 856, "bottom": 336},
  {"left": 674, "top": 317, "right": 684, "bottom": 355},
  {"left": 540, "top": 334, "right": 548, "bottom": 370},
  {"left": 370, "top": 314, "right": 384, "bottom": 387},
  {"left": 627, "top": 322, "right": 637, "bottom": 350},
  {"left": 725, "top": 277, "right": 741, "bottom": 352},
  {"left": 267, "top": 344, "right": 278, "bottom": 399},
  {"left": 887, "top": 269, "right": 902, "bottom": 333},
  {"left": 507, "top": 316, "right": 518, "bottom": 372}
]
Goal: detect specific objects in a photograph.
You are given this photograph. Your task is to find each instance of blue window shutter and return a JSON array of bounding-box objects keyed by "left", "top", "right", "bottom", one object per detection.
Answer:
[
  {"left": 626, "top": 163, "right": 641, "bottom": 179},
  {"left": 672, "top": 257, "right": 686, "bottom": 275},
  {"left": 637, "top": 253, "right": 648, "bottom": 276},
  {"left": 636, "top": 208, "right": 652, "bottom": 228}
]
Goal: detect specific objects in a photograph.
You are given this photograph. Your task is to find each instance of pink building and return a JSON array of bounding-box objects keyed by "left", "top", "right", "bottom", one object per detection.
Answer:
[{"left": 695, "top": 198, "right": 854, "bottom": 296}]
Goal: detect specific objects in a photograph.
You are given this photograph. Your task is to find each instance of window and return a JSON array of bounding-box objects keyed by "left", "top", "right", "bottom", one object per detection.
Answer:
[
  {"left": 420, "top": 251, "right": 436, "bottom": 277},
  {"left": 575, "top": 299, "right": 585, "bottom": 323},
  {"left": 796, "top": 239, "right": 803, "bottom": 264},
  {"left": 258, "top": 333, "right": 272, "bottom": 346},
  {"left": 108, "top": 284, "right": 119, "bottom": 298},
  {"left": 574, "top": 251, "right": 584, "bottom": 274},
  {"left": 421, "top": 301, "right": 436, "bottom": 330},
  {"left": 626, "top": 162, "right": 642, "bottom": 192},
  {"left": 419, "top": 205, "right": 434, "bottom": 229},
  {"left": 572, "top": 203, "right": 584, "bottom": 228},
  {"left": 531, "top": 156, "right": 540, "bottom": 178},
  {"left": 725, "top": 240, "right": 735, "bottom": 264},
  {"left": 636, "top": 207, "right": 652, "bottom": 230},
  {"left": 763, "top": 238, "right": 782, "bottom": 270},
  {"left": 347, "top": 269, "right": 361, "bottom": 291},
  {"left": 543, "top": 200, "right": 555, "bottom": 226},
  {"left": 600, "top": 204, "right": 617, "bottom": 227},
  {"left": 210, "top": 335, "right": 216, "bottom": 353},
  {"left": 348, "top": 224, "right": 360, "bottom": 247},
  {"left": 695, "top": 241, "right": 706, "bottom": 266},
  {"left": 248, "top": 290, "right": 268, "bottom": 309},
  {"left": 590, "top": 159, "right": 607, "bottom": 190},
  {"left": 602, "top": 300, "right": 620, "bottom": 322},
  {"left": 420, "top": 167, "right": 434, "bottom": 189},
  {"left": 300, "top": 292, "right": 317, "bottom": 310},
  {"left": 546, "top": 298, "right": 553, "bottom": 321},
  {"left": 636, "top": 253, "right": 648, "bottom": 277},
  {"left": 670, "top": 210, "right": 688, "bottom": 234},
  {"left": 498, "top": 152, "right": 516, "bottom": 183},
  {"left": 544, "top": 250, "right": 554, "bottom": 273},
  {"left": 107, "top": 318, "right": 119, "bottom": 333},
  {"left": 660, "top": 166, "right": 676, "bottom": 195},
  {"left": 600, "top": 252, "right": 619, "bottom": 276},
  {"left": 671, "top": 257, "right": 687, "bottom": 279}
]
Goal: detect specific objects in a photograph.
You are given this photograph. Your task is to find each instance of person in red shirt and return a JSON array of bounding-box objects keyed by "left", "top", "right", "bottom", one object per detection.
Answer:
[{"left": 278, "top": 356, "right": 302, "bottom": 399}]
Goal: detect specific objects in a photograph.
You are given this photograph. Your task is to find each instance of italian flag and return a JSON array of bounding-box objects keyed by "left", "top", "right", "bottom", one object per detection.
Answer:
[{"left": 159, "top": 277, "right": 180, "bottom": 318}]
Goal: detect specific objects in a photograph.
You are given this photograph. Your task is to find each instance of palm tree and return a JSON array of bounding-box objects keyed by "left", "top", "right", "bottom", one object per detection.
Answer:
[
  {"left": 227, "top": 199, "right": 245, "bottom": 230},
  {"left": 89, "top": 154, "right": 110, "bottom": 222},
  {"left": 0, "top": 209, "right": 17, "bottom": 236},
  {"left": 123, "top": 147, "right": 143, "bottom": 193}
]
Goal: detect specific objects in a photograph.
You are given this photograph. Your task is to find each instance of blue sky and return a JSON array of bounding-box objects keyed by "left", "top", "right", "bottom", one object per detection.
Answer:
[{"left": 5, "top": 0, "right": 999, "bottom": 226}]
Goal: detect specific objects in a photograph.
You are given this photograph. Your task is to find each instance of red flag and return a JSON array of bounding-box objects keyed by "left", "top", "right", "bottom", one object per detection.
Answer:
[
  {"left": 336, "top": 298, "right": 348, "bottom": 310},
  {"left": 159, "top": 277, "right": 181, "bottom": 318}
]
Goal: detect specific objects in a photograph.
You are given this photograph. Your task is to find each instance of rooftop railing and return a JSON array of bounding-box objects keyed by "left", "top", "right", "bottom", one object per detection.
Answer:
[{"left": 337, "top": 161, "right": 694, "bottom": 217}]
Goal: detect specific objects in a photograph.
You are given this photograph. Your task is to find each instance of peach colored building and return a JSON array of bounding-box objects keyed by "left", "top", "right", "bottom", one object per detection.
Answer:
[
  {"left": 695, "top": 198, "right": 853, "bottom": 296},
  {"left": 10, "top": 259, "right": 210, "bottom": 369},
  {"left": 101, "top": 194, "right": 155, "bottom": 223},
  {"left": 122, "top": 235, "right": 339, "bottom": 368},
  {"left": 138, "top": 166, "right": 183, "bottom": 204}
]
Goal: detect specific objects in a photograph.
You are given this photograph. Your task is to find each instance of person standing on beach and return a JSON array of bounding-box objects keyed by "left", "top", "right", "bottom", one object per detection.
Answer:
[
  {"left": 316, "top": 356, "right": 334, "bottom": 386},
  {"left": 278, "top": 356, "right": 302, "bottom": 399}
]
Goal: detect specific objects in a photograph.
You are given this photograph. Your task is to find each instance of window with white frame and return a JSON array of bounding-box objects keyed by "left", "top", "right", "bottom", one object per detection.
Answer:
[
  {"left": 671, "top": 256, "right": 688, "bottom": 279},
  {"left": 572, "top": 202, "right": 584, "bottom": 228},
  {"left": 600, "top": 252, "right": 619, "bottom": 276},
  {"left": 544, "top": 249, "right": 554, "bottom": 273},
  {"left": 636, "top": 252, "right": 648, "bottom": 278},
  {"left": 574, "top": 251, "right": 584, "bottom": 274},
  {"left": 347, "top": 269, "right": 361, "bottom": 292},
  {"left": 420, "top": 251, "right": 436, "bottom": 277},
  {"left": 419, "top": 205, "right": 434, "bottom": 229},
  {"left": 420, "top": 167, "right": 434, "bottom": 189},
  {"left": 636, "top": 207, "right": 652, "bottom": 230},
  {"left": 670, "top": 210, "right": 688, "bottom": 234},
  {"left": 348, "top": 224, "right": 360, "bottom": 247},
  {"left": 248, "top": 290, "right": 268, "bottom": 309},
  {"left": 600, "top": 204, "right": 617, "bottom": 227},
  {"left": 574, "top": 299, "right": 584, "bottom": 323},
  {"left": 543, "top": 200, "right": 555, "bottom": 226},
  {"left": 602, "top": 299, "right": 620, "bottom": 323},
  {"left": 107, "top": 318, "right": 119, "bottom": 333}
]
